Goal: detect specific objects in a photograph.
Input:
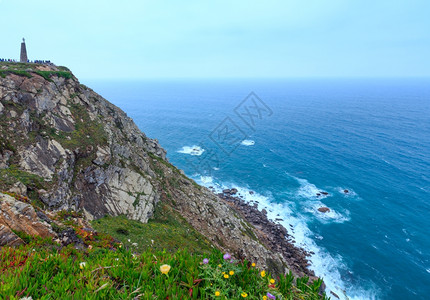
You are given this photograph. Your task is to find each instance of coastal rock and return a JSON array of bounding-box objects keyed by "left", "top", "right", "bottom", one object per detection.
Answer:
[
  {"left": 318, "top": 207, "right": 330, "bottom": 213},
  {"left": 0, "top": 193, "right": 55, "bottom": 239},
  {"left": 0, "top": 225, "right": 24, "bottom": 247}
]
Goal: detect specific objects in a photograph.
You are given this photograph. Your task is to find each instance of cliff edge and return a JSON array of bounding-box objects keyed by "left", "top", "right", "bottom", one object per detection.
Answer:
[{"left": 0, "top": 63, "right": 312, "bottom": 279}]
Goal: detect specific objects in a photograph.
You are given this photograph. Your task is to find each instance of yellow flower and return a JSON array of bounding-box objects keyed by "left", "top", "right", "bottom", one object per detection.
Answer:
[
  {"left": 79, "top": 262, "right": 86, "bottom": 269},
  {"left": 270, "top": 279, "right": 275, "bottom": 284},
  {"left": 263, "top": 296, "right": 267, "bottom": 300},
  {"left": 241, "top": 292, "right": 248, "bottom": 298},
  {"left": 218, "top": 264, "right": 222, "bottom": 268},
  {"left": 224, "top": 274, "right": 229, "bottom": 279},
  {"left": 160, "top": 264, "right": 171, "bottom": 275},
  {"left": 229, "top": 270, "right": 234, "bottom": 276},
  {"left": 215, "top": 291, "right": 220, "bottom": 297},
  {"left": 251, "top": 263, "right": 256, "bottom": 267},
  {"left": 260, "top": 270, "right": 266, "bottom": 278}
]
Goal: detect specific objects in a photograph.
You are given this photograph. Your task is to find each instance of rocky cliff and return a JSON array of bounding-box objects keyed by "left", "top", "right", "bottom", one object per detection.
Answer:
[{"left": 0, "top": 63, "right": 311, "bottom": 278}]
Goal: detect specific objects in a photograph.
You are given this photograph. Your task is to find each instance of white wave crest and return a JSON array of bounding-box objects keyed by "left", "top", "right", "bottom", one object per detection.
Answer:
[
  {"left": 177, "top": 145, "right": 205, "bottom": 156},
  {"left": 241, "top": 139, "right": 255, "bottom": 146}
]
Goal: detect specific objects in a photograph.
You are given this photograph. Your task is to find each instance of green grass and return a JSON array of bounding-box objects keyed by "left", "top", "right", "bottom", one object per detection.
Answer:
[
  {"left": 35, "top": 70, "right": 73, "bottom": 81},
  {"left": 0, "top": 234, "right": 327, "bottom": 299},
  {"left": 0, "top": 61, "right": 73, "bottom": 80},
  {"left": 0, "top": 165, "right": 45, "bottom": 189},
  {"left": 91, "top": 203, "right": 213, "bottom": 255}
]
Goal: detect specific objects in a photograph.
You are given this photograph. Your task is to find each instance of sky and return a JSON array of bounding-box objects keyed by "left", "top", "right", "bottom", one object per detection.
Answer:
[{"left": 1, "top": 0, "right": 429, "bottom": 79}]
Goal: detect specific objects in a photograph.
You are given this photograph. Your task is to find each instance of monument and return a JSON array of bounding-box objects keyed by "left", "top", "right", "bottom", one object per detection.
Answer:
[{"left": 20, "top": 38, "right": 28, "bottom": 63}]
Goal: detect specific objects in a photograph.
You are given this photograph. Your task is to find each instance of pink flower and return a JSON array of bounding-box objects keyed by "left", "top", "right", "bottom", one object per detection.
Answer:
[
  {"left": 203, "top": 258, "right": 209, "bottom": 264},
  {"left": 223, "top": 253, "right": 231, "bottom": 260}
]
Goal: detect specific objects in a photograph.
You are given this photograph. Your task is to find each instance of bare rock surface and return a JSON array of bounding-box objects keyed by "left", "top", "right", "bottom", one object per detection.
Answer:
[{"left": 0, "top": 193, "right": 55, "bottom": 241}]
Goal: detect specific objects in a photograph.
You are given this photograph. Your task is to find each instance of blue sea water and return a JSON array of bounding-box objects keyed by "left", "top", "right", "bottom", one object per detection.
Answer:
[{"left": 85, "top": 78, "right": 430, "bottom": 300}]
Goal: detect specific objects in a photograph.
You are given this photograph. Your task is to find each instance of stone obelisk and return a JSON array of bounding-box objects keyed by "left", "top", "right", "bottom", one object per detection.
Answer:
[{"left": 20, "top": 38, "right": 28, "bottom": 63}]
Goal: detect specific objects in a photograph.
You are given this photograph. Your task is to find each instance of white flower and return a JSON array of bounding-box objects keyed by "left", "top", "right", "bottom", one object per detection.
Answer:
[{"left": 79, "top": 262, "right": 87, "bottom": 269}]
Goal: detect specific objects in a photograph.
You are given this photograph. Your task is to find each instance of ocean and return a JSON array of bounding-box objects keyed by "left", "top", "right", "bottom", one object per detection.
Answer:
[{"left": 85, "top": 78, "right": 430, "bottom": 300}]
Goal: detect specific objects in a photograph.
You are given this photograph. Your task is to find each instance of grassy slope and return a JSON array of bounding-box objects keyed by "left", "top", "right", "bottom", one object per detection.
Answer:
[
  {"left": 0, "top": 233, "right": 327, "bottom": 300},
  {"left": 91, "top": 203, "right": 214, "bottom": 255}
]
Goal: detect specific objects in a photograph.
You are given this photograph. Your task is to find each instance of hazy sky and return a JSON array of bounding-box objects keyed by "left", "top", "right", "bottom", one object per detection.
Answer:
[{"left": 1, "top": 0, "right": 429, "bottom": 79}]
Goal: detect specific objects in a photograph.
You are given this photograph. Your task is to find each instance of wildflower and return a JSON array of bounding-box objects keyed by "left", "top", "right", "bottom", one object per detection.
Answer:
[
  {"left": 218, "top": 264, "right": 222, "bottom": 268},
  {"left": 160, "top": 264, "right": 171, "bottom": 275},
  {"left": 241, "top": 292, "right": 248, "bottom": 298},
  {"left": 263, "top": 296, "right": 267, "bottom": 300},
  {"left": 251, "top": 262, "right": 256, "bottom": 267},
  {"left": 260, "top": 270, "right": 266, "bottom": 277},
  {"left": 215, "top": 291, "right": 220, "bottom": 297},
  {"left": 88, "top": 245, "right": 93, "bottom": 250},
  {"left": 203, "top": 258, "right": 209, "bottom": 264},
  {"left": 224, "top": 274, "right": 229, "bottom": 279},
  {"left": 79, "top": 262, "right": 86, "bottom": 269},
  {"left": 223, "top": 253, "right": 231, "bottom": 260},
  {"left": 132, "top": 254, "right": 138, "bottom": 260},
  {"left": 267, "top": 292, "right": 276, "bottom": 299},
  {"left": 270, "top": 279, "right": 275, "bottom": 284},
  {"left": 230, "top": 259, "right": 234, "bottom": 263},
  {"left": 229, "top": 270, "right": 234, "bottom": 276}
]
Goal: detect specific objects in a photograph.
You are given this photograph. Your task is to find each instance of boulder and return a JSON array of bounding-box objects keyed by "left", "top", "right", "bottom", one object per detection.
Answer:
[
  {"left": 317, "top": 207, "right": 330, "bottom": 213},
  {"left": 0, "top": 193, "right": 56, "bottom": 239},
  {"left": 0, "top": 225, "right": 25, "bottom": 247}
]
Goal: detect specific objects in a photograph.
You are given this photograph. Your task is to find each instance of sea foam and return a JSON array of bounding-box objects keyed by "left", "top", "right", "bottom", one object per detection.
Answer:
[
  {"left": 177, "top": 145, "right": 205, "bottom": 156},
  {"left": 241, "top": 139, "right": 255, "bottom": 146},
  {"left": 193, "top": 174, "right": 377, "bottom": 300}
]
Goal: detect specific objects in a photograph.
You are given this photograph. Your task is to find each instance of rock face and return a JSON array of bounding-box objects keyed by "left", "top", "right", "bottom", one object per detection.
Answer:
[
  {"left": 0, "top": 193, "right": 55, "bottom": 246},
  {"left": 0, "top": 65, "right": 309, "bottom": 276},
  {"left": 0, "top": 68, "right": 165, "bottom": 223}
]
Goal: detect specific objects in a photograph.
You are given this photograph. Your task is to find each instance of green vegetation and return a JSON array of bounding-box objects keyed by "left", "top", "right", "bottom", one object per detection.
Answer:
[
  {"left": 35, "top": 70, "right": 73, "bottom": 81},
  {"left": 91, "top": 203, "right": 213, "bottom": 254},
  {"left": 0, "top": 167, "right": 48, "bottom": 208},
  {"left": 0, "top": 61, "right": 73, "bottom": 80},
  {"left": 0, "top": 232, "right": 327, "bottom": 299},
  {"left": 0, "top": 165, "right": 45, "bottom": 190}
]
